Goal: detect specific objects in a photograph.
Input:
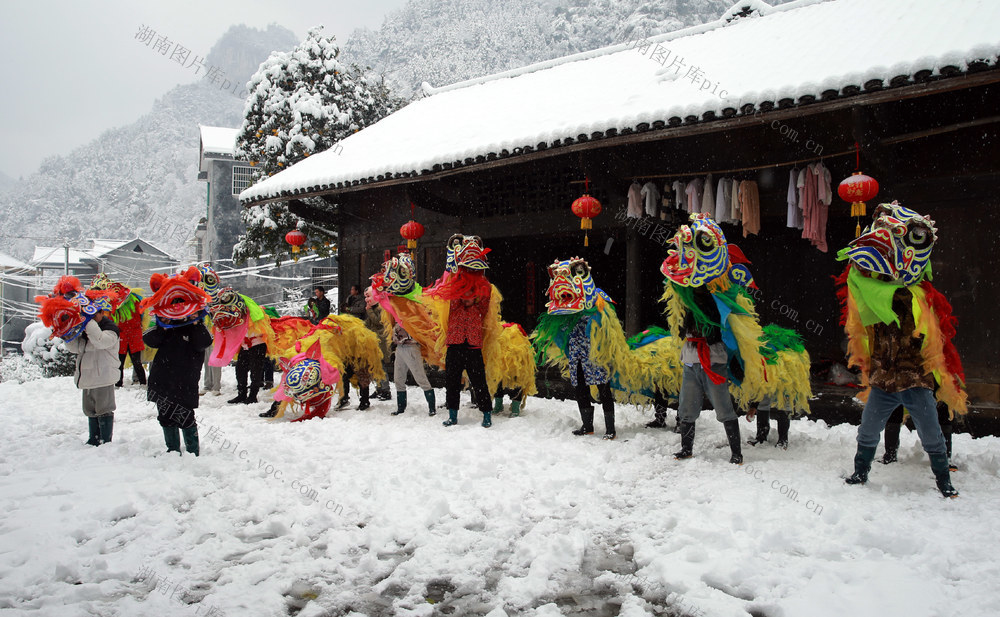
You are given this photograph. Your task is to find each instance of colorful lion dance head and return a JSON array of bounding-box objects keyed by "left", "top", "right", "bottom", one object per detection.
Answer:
[
  {"left": 840, "top": 201, "right": 937, "bottom": 286},
  {"left": 275, "top": 342, "right": 341, "bottom": 422},
  {"left": 207, "top": 287, "right": 248, "bottom": 331},
  {"left": 139, "top": 267, "right": 211, "bottom": 327},
  {"left": 445, "top": 234, "right": 490, "bottom": 272},
  {"left": 197, "top": 264, "right": 223, "bottom": 299},
  {"left": 661, "top": 213, "right": 754, "bottom": 289},
  {"left": 545, "top": 257, "right": 613, "bottom": 314},
  {"left": 36, "top": 276, "right": 115, "bottom": 341},
  {"left": 380, "top": 253, "right": 418, "bottom": 296}
]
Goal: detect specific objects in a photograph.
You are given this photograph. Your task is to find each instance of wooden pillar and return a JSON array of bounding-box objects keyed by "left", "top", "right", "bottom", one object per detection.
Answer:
[{"left": 625, "top": 225, "right": 640, "bottom": 336}]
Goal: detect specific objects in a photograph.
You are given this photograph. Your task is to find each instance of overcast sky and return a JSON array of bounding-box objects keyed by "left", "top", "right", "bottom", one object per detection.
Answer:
[{"left": 0, "top": 0, "right": 408, "bottom": 180}]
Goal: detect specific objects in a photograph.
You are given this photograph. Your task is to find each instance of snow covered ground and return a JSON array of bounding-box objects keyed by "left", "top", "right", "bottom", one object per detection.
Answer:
[{"left": 1, "top": 371, "right": 999, "bottom": 617}]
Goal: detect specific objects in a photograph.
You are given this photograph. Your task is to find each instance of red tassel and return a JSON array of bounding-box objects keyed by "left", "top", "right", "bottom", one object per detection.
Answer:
[
  {"left": 833, "top": 264, "right": 852, "bottom": 327},
  {"left": 920, "top": 281, "right": 966, "bottom": 385}
]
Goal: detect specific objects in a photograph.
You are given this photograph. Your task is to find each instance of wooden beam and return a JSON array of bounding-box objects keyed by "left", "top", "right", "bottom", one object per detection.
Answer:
[{"left": 879, "top": 114, "right": 1000, "bottom": 146}]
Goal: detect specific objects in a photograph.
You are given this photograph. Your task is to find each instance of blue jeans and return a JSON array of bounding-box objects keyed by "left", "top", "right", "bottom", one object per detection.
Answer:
[
  {"left": 678, "top": 363, "right": 736, "bottom": 423},
  {"left": 857, "top": 387, "right": 946, "bottom": 456}
]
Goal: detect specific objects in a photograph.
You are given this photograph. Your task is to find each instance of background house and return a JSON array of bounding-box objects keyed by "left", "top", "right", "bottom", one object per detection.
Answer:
[
  {"left": 0, "top": 251, "right": 38, "bottom": 350},
  {"left": 198, "top": 125, "right": 338, "bottom": 310},
  {"left": 240, "top": 0, "right": 1000, "bottom": 411},
  {"left": 32, "top": 238, "right": 179, "bottom": 293}
]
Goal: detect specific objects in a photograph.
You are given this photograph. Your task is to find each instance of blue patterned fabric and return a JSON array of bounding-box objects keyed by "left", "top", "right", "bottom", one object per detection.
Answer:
[{"left": 567, "top": 317, "right": 609, "bottom": 386}]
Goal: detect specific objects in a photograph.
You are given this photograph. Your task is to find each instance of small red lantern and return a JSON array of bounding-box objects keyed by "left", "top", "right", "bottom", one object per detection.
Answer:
[
  {"left": 400, "top": 202, "right": 425, "bottom": 249},
  {"left": 838, "top": 172, "right": 879, "bottom": 237},
  {"left": 285, "top": 229, "right": 307, "bottom": 261},
  {"left": 400, "top": 220, "right": 424, "bottom": 249},
  {"left": 571, "top": 177, "right": 602, "bottom": 246}
]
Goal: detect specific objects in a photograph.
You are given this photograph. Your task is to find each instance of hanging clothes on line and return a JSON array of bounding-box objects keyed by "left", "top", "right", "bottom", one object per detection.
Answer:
[
  {"left": 715, "top": 177, "right": 732, "bottom": 223},
  {"left": 699, "top": 174, "right": 714, "bottom": 215},
  {"left": 787, "top": 168, "right": 803, "bottom": 229},
  {"left": 685, "top": 177, "right": 704, "bottom": 214},
  {"left": 739, "top": 180, "right": 760, "bottom": 237},
  {"left": 641, "top": 181, "right": 660, "bottom": 217},
  {"left": 627, "top": 181, "right": 643, "bottom": 218},
  {"left": 671, "top": 179, "right": 687, "bottom": 210},
  {"left": 799, "top": 162, "right": 832, "bottom": 252}
]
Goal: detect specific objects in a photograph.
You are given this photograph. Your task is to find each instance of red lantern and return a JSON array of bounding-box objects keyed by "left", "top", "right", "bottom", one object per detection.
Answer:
[
  {"left": 400, "top": 220, "right": 425, "bottom": 249},
  {"left": 838, "top": 172, "right": 879, "bottom": 237},
  {"left": 571, "top": 178, "right": 602, "bottom": 247},
  {"left": 285, "top": 229, "right": 306, "bottom": 261}
]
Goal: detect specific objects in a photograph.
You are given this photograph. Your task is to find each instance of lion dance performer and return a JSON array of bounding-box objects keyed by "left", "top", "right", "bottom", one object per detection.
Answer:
[
  {"left": 205, "top": 286, "right": 275, "bottom": 405},
  {"left": 90, "top": 273, "right": 146, "bottom": 388},
  {"left": 424, "top": 235, "right": 537, "bottom": 428},
  {"left": 532, "top": 258, "right": 683, "bottom": 440},
  {"left": 368, "top": 253, "right": 441, "bottom": 416},
  {"left": 37, "top": 276, "right": 120, "bottom": 446},
  {"left": 837, "top": 201, "right": 965, "bottom": 497},
  {"left": 140, "top": 267, "right": 213, "bottom": 455},
  {"left": 660, "top": 213, "right": 811, "bottom": 464}
]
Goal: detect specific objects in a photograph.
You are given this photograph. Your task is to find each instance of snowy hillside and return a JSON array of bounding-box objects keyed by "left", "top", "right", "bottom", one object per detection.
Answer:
[
  {"left": 0, "top": 170, "right": 14, "bottom": 193},
  {"left": 0, "top": 25, "right": 298, "bottom": 262},
  {"left": 1, "top": 372, "right": 999, "bottom": 616},
  {"left": 342, "top": 0, "right": 793, "bottom": 98}
]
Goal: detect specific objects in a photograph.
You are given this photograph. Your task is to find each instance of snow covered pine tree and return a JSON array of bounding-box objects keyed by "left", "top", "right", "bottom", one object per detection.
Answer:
[{"left": 234, "top": 26, "right": 402, "bottom": 264}]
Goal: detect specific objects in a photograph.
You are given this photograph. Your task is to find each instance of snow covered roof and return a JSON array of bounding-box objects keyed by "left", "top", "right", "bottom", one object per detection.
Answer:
[
  {"left": 0, "top": 250, "right": 34, "bottom": 272},
  {"left": 200, "top": 126, "right": 239, "bottom": 157},
  {"left": 89, "top": 238, "right": 174, "bottom": 258},
  {"left": 241, "top": 0, "right": 1000, "bottom": 206},
  {"left": 31, "top": 246, "right": 98, "bottom": 267}
]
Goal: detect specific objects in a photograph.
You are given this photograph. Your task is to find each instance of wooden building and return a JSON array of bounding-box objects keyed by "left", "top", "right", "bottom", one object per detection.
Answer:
[{"left": 241, "top": 0, "right": 1000, "bottom": 406}]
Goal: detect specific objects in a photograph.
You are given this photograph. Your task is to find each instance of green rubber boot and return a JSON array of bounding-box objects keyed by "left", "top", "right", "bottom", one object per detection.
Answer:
[
  {"left": 510, "top": 399, "right": 521, "bottom": 417},
  {"left": 181, "top": 425, "right": 199, "bottom": 457},
  {"left": 492, "top": 396, "right": 504, "bottom": 413},
  {"left": 443, "top": 409, "right": 458, "bottom": 426},
  {"left": 424, "top": 389, "right": 436, "bottom": 416}
]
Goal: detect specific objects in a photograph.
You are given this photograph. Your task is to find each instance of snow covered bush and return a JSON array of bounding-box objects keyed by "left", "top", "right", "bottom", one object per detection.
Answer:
[
  {"left": 0, "top": 351, "right": 44, "bottom": 384},
  {"left": 234, "top": 26, "right": 403, "bottom": 265},
  {"left": 21, "top": 322, "right": 75, "bottom": 378}
]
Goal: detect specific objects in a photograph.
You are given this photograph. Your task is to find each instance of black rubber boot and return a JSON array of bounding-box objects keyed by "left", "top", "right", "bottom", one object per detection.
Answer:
[
  {"left": 573, "top": 408, "right": 595, "bottom": 436},
  {"left": 424, "top": 389, "right": 436, "bottom": 416},
  {"left": 227, "top": 388, "right": 248, "bottom": 404},
  {"left": 724, "top": 419, "right": 743, "bottom": 464},
  {"left": 182, "top": 425, "right": 199, "bottom": 456},
  {"left": 163, "top": 426, "right": 181, "bottom": 454},
  {"left": 392, "top": 391, "right": 406, "bottom": 416},
  {"left": 942, "top": 425, "right": 956, "bottom": 471},
  {"left": 881, "top": 422, "right": 901, "bottom": 464},
  {"left": 646, "top": 404, "right": 667, "bottom": 428},
  {"left": 674, "top": 422, "right": 695, "bottom": 459},
  {"left": 775, "top": 412, "right": 790, "bottom": 450},
  {"left": 443, "top": 408, "right": 458, "bottom": 426},
  {"left": 930, "top": 453, "right": 958, "bottom": 498},
  {"left": 245, "top": 387, "right": 259, "bottom": 404},
  {"left": 748, "top": 409, "right": 770, "bottom": 446},
  {"left": 259, "top": 402, "right": 279, "bottom": 418},
  {"left": 98, "top": 413, "right": 114, "bottom": 444},
  {"left": 358, "top": 386, "right": 371, "bottom": 410},
  {"left": 845, "top": 445, "right": 877, "bottom": 485},
  {"left": 86, "top": 417, "right": 102, "bottom": 446},
  {"left": 602, "top": 406, "right": 616, "bottom": 440}
]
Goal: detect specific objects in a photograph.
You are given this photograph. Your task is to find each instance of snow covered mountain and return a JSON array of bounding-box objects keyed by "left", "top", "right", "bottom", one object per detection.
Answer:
[
  {"left": 0, "top": 170, "right": 14, "bottom": 194},
  {"left": 0, "top": 25, "right": 298, "bottom": 262},
  {"left": 342, "top": 0, "right": 770, "bottom": 98}
]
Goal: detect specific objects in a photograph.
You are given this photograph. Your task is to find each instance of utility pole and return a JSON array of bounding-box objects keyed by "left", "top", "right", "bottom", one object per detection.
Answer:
[{"left": 63, "top": 240, "right": 69, "bottom": 276}]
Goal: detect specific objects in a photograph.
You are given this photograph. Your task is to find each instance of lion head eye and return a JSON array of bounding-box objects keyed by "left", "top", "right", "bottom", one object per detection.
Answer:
[
  {"left": 906, "top": 224, "right": 933, "bottom": 250},
  {"left": 448, "top": 234, "right": 464, "bottom": 250},
  {"left": 570, "top": 261, "right": 588, "bottom": 278},
  {"left": 695, "top": 230, "right": 715, "bottom": 253}
]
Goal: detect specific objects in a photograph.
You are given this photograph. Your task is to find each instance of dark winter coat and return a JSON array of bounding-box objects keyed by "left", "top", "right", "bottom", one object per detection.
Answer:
[
  {"left": 307, "top": 295, "right": 331, "bottom": 323},
  {"left": 144, "top": 322, "right": 213, "bottom": 411}
]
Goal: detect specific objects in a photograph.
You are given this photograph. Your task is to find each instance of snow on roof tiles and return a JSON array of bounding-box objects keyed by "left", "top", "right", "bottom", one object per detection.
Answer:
[
  {"left": 200, "top": 126, "right": 239, "bottom": 156},
  {"left": 241, "top": 0, "right": 1000, "bottom": 205}
]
